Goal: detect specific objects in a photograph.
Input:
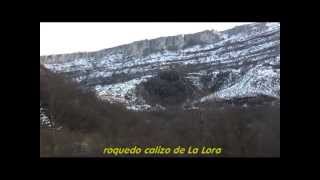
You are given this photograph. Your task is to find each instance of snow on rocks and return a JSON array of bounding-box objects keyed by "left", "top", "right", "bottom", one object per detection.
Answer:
[
  {"left": 95, "top": 75, "right": 153, "bottom": 110},
  {"left": 214, "top": 64, "right": 280, "bottom": 99}
]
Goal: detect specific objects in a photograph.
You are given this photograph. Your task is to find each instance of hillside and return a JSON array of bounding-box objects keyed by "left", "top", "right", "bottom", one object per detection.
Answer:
[
  {"left": 40, "top": 23, "right": 280, "bottom": 157},
  {"left": 40, "top": 22, "right": 280, "bottom": 111}
]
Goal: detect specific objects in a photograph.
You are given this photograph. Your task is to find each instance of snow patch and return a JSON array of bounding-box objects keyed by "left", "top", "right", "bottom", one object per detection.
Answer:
[{"left": 214, "top": 65, "right": 280, "bottom": 99}]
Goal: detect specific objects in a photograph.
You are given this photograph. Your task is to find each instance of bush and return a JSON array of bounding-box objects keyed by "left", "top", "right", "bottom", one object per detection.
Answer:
[{"left": 140, "top": 70, "right": 196, "bottom": 106}]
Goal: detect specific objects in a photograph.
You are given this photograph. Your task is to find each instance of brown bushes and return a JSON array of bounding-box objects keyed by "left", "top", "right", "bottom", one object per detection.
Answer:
[
  {"left": 40, "top": 65, "right": 280, "bottom": 157},
  {"left": 40, "top": 65, "right": 129, "bottom": 132}
]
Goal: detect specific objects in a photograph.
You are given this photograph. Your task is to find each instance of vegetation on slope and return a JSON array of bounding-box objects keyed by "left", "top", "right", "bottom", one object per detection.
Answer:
[{"left": 40, "top": 65, "right": 280, "bottom": 157}]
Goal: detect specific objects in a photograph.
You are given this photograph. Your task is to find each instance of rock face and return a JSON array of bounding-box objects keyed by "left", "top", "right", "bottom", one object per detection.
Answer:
[
  {"left": 40, "top": 30, "right": 223, "bottom": 63},
  {"left": 40, "top": 22, "right": 280, "bottom": 111},
  {"left": 183, "top": 30, "right": 222, "bottom": 47}
]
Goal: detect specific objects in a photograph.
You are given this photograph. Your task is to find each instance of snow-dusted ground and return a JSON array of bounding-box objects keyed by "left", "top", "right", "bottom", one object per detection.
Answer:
[
  {"left": 95, "top": 75, "right": 153, "bottom": 109},
  {"left": 40, "top": 104, "right": 53, "bottom": 128},
  {"left": 41, "top": 22, "right": 280, "bottom": 110},
  {"left": 214, "top": 64, "right": 280, "bottom": 99}
]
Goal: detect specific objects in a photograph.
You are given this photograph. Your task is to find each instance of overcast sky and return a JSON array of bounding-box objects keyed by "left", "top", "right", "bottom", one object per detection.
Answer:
[{"left": 40, "top": 22, "right": 252, "bottom": 56}]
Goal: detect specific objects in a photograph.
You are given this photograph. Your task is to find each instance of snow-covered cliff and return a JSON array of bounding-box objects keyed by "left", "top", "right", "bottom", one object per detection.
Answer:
[{"left": 40, "top": 22, "right": 280, "bottom": 110}]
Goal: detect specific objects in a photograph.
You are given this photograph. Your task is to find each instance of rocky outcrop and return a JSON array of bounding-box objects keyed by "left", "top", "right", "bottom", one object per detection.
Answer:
[
  {"left": 40, "top": 30, "right": 224, "bottom": 64},
  {"left": 183, "top": 30, "right": 222, "bottom": 47}
]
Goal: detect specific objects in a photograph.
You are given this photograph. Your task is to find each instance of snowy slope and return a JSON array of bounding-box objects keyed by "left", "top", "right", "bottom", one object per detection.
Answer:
[{"left": 40, "top": 22, "right": 280, "bottom": 110}]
